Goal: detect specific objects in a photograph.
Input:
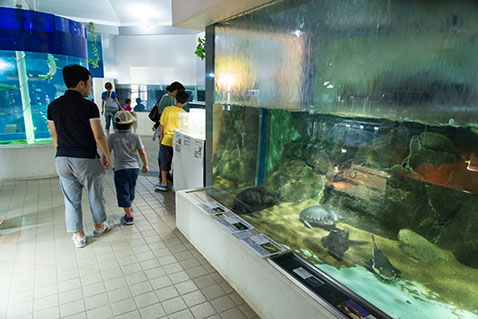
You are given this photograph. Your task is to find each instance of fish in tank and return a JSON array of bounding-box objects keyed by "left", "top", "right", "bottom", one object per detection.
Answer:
[
  {"left": 211, "top": 105, "right": 478, "bottom": 319},
  {"left": 208, "top": 0, "right": 478, "bottom": 317},
  {"left": 0, "top": 50, "right": 87, "bottom": 145}
]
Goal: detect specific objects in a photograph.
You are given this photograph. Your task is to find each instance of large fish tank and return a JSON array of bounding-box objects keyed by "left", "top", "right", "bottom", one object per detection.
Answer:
[
  {"left": 207, "top": 0, "right": 478, "bottom": 318},
  {"left": 0, "top": 8, "right": 88, "bottom": 145}
]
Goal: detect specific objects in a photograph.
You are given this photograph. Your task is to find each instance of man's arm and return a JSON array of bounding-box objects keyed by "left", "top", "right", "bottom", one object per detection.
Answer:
[
  {"left": 48, "top": 121, "right": 58, "bottom": 149},
  {"left": 90, "top": 120, "right": 112, "bottom": 169}
]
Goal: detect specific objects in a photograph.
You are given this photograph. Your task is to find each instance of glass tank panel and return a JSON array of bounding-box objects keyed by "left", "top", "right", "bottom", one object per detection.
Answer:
[
  {"left": 0, "top": 50, "right": 87, "bottom": 144},
  {"left": 209, "top": 0, "right": 478, "bottom": 318}
]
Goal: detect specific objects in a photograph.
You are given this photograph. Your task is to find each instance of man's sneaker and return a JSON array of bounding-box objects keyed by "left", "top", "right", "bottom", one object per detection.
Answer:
[
  {"left": 155, "top": 184, "right": 168, "bottom": 192},
  {"left": 93, "top": 223, "right": 112, "bottom": 236},
  {"left": 72, "top": 234, "right": 86, "bottom": 248},
  {"left": 121, "top": 215, "right": 134, "bottom": 225}
]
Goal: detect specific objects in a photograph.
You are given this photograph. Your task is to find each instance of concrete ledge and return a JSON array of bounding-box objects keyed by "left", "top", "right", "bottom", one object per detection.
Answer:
[
  {"left": 176, "top": 189, "right": 339, "bottom": 319},
  {"left": 0, "top": 143, "right": 57, "bottom": 181}
]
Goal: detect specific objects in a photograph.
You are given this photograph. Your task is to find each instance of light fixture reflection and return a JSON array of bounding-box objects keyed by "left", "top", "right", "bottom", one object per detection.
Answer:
[
  {"left": 467, "top": 153, "right": 478, "bottom": 172},
  {"left": 0, "top": 59, "right": 12, "bottom": 71}
]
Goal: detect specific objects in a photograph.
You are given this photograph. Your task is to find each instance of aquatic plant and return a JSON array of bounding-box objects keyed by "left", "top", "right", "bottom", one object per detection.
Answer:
[{"left": 88, "top": 22, "right": 100, "bottom": 69}]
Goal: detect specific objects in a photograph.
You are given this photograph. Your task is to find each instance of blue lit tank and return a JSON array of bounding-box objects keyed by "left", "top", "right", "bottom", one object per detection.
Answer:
[{"left": 0, "top": 8, "right": 88, "bottom": 144}]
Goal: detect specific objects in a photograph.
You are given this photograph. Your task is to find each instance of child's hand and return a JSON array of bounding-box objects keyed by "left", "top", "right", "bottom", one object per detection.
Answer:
[{"left": 142, "top": 164, "right": 148, "bottom": 173}]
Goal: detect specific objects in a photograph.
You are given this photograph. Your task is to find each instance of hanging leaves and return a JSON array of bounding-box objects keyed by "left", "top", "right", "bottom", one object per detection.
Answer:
[
  {"left": 195, "top": 36, "right": 206, "bottom": 60},
  {"left": 88, "top": 22, "right": 100, "bottom": 69}
]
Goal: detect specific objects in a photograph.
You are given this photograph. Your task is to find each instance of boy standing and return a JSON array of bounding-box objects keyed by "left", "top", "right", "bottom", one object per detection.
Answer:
[
  {"left": 108, "top": 111, "right": 148, "bottom": 225},
  {"left": 156, "top": 91, "right": 189, "bottom": 191}
]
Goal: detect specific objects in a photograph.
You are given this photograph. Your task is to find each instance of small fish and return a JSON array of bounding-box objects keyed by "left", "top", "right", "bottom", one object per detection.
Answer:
[
  {"left": 365, "top": 234, "right": 401, "bottom": 281},
  {"left": 38, "top": 54, "right": 59, "bottom": 81},
  {"left": 321, "top": 229, "right": 350, "bottom": 260},
  {"left": 232, "top": 187, "right": 278, "bottom": 214},
  {"left": 299, "top": 205, "right": 342, "bottom": 229},
  {"left": 321, "top": 229, "right": 367, "bottom": 261}
]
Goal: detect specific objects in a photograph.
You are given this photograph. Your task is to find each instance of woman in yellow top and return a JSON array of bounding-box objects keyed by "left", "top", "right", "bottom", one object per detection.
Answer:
[{"left": 157, "top": 90, "right": 189, "bottom": 191}]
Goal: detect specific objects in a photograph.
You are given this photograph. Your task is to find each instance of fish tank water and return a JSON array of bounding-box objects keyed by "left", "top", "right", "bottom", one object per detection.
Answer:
[
  {"left": 0, "top": 8, "right": 88, "bottom": 145},
  {"left": 207, "top": 0, "right": 478, "bottom": 318}
]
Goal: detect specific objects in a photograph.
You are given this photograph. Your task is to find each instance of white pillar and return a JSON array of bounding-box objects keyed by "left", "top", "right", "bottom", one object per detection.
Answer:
[{"left": 15, "top": 51, "right": 35, "bottom": 144}]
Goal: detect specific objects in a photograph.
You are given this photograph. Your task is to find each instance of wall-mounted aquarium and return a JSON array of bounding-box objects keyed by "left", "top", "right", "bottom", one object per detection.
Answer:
[
  {"left": 207, "top": 0, "right": 478, "bottom": 318},
  {"left": 0, "top": 7, "right": 88, "bottom": 144}
]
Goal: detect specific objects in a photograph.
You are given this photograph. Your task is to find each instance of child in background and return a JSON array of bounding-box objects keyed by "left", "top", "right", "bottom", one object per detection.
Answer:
[
  {"left": 122, "top": 98, "right": 132, "bottom": 111},
  {"left": 122, "top": 98, "right": 138, "bottom": 132},
  {"left": 156, "top": 90, "right": 189, "bottom": 191},
  {"left": 108, "top": 111, "right": 148, "bottom": 225}
]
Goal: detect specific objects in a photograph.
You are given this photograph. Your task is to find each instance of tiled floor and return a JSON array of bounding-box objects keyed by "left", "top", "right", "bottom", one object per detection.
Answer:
[{"left": 0, "top": 137, "right": 259, "bottom": 319}]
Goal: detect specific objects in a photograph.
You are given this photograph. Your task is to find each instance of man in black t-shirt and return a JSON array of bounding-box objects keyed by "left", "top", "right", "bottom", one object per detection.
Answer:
[{"left": 47, "top": 65, "right": 113, "bottom": 248}]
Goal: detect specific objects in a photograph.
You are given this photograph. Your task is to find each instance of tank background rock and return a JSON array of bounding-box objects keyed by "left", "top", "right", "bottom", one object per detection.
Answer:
[
  {"left": 438, "top": 197, "right": 478, "bottom": 268},
  {"left": 398, "top": 229, "right": 449, "bottom": 264}
]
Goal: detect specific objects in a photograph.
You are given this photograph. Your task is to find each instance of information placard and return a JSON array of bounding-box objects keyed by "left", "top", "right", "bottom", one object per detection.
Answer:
[
  {"left": 214, "top": 213, "right": 254, "bottom": 233},
  {"left": 234, "top": 230, "right": 287, "bottom": 258},
  {"left": 197, "top": 200, "right": 230, "bottom": 216}
]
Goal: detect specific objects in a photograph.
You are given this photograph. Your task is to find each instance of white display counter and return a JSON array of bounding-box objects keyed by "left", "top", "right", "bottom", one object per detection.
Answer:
[
  {"left": 176, "top": 189, "right": 340, "bottom": 319},
  {"left": 172, "top": 130, "right": 205, "bottom": 192}
]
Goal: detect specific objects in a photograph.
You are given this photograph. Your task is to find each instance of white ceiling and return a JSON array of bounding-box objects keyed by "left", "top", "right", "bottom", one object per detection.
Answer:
[
  {"left": 0, "top": 0, "right": 180, "bottom": 32},
  {"left": 40, "top": 0, "right": 173, "bottom": 27}
]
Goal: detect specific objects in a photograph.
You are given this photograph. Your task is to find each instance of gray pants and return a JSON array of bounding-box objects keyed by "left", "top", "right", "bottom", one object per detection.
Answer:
[{"left": 55, "top": 157, "right": 107, "bottom": 232}]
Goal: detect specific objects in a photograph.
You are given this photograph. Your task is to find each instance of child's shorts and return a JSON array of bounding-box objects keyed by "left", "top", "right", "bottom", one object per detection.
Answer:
[
  {"left": 114, "top": 168, "right": 139, "bottom": 207},
  {"left": 160, "top": 145, "right": 173, "bottom": 171}
]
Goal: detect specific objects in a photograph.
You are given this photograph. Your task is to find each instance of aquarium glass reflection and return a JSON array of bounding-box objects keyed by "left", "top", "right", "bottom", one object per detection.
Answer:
[
  {"left": 210, "top": 0, "right": 478, "bottom": 318},
  {"left": 0, "top": 50, "right": 87, "bottom": 144}
]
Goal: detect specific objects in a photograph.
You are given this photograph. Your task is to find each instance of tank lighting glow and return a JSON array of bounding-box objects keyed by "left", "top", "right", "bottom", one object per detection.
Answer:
[{"left": 0, "top": 59, "right": 12, "bottom": 71}]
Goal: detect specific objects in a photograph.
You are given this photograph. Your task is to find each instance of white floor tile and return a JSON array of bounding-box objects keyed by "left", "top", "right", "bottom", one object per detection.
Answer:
[
  {"left": 1, "top": 140, "right": 258, "bottom": 319},
  {"left": 161, "top": 296, "right": 187, "bottom": 315}
]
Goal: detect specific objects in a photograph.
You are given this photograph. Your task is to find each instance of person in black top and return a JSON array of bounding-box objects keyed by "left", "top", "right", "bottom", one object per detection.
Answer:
[
  {"left": 134, "top": 97, "right": 145, "bottom": 112},
  {"left": 47, "top": 64, "right": 113, "bottom": 248}
]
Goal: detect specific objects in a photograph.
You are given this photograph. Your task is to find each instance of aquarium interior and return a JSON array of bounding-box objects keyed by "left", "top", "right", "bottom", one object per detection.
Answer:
[
  {"left": 0, "top": 51, "right": 87, "bottom": 144},
  {"left": 115, "top": 84, "right": 205, "bottom": 113},
  {"left": 0, "top": 7, "right": 88, "bottom": 145},
  {"left": 208, "top": 0, "right": 478, "bottom": 318}
]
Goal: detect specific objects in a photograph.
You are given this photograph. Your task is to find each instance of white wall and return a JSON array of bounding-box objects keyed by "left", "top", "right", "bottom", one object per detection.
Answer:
[
  {"left": 172, "top": 0, "right": 271, "bottom": 30},
  {"left": 102, "top": 33, "right": 202, "bottom": 86}
]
